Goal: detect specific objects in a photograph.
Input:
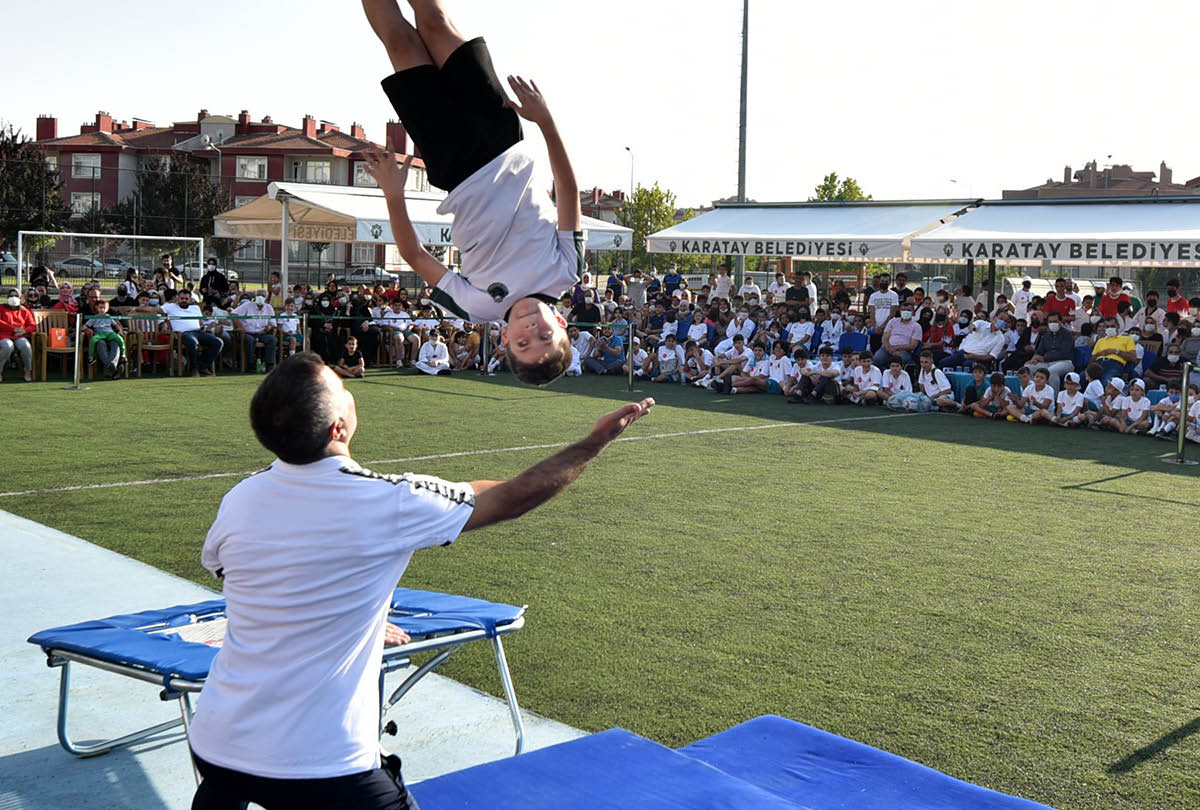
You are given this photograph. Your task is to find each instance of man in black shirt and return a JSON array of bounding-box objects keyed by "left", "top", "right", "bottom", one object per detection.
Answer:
[
  {"left": 199, "top": 259, "right": 230, "bottom": 299},
  {"left": 570, "top": 298, "right": 602, "bottom": 328}
]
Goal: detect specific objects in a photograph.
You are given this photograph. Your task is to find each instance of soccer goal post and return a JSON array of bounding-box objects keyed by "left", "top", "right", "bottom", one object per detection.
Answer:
[{"left": 14, "top": 231, "right": 204, "bottom": 292}]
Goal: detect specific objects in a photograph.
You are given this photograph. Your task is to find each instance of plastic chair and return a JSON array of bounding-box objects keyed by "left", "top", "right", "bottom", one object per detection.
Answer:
[
  {"left": 32, "top": 310, "right": 81, "bottom": 381},
  {"left": 837, "top": 332, "right": 868, "bottom": 356}
]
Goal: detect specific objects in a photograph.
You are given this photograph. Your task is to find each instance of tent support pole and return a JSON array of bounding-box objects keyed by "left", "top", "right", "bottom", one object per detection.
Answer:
[
  {"left": 280, "top": 196, "right": 290, "bottom": 299},
  {"left": 987, "top": 258, "right": 996, "bottom": 314},
  {"left": 966, "top": 259, "right": 975, "bottom": 299}
]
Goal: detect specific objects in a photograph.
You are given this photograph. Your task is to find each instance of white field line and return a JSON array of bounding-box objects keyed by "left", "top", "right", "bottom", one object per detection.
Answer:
[{"left": 0, "top": 412, "right": 922, "bottom": 498}]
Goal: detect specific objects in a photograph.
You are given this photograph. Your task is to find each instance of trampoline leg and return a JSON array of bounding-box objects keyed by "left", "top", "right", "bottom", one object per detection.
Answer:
[
  {"left": 383, "top": 649, "right": 454, "bottom": 714},
  {"left": 54, "top": 660, "right": 186, "bottom": 758},
  {"left": 179, "top": 693, "right": 201, "bottom": 786},
  {"left": 491, "top": 636, "right": 526, "bottom": 756}
]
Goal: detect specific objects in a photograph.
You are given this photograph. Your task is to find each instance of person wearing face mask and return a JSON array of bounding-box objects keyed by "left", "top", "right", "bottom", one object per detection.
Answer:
[
  {"left": 1090, "top": 317, "right": 1137, "bottom": 386},
  {"left": 873, "top": 306, "right": 922, "bottom": 368},
  {"left": 922, "top": 311, "right": 955, "bottom": 365},
  {"left": 1145, "top": 344, "right": 1186, "bottom": 389},
  {"left": 0, "top": 288, "right": 37, "bottom": 382},
  {"left": 1165, "top": 279, "right": 1189, "bottom": 315},
  {"left": 866, "top": 273, "right": 899, "bottom": 351},
  {"left": 346, "top": 294, "right": 383, "bottom": 367},
  {"left": 785, "top": 308, "right": 814, "bottom": 352},
  {"left": 233, "top": 291, "right": 279, "bottom": 373},
  {"left": 725, "top": 307, "right": 755, "bottom": 344},
  {"left": 309, "top": 294, "right": 342, "bottom": 364},
  {"left": 819, "top": 307, "right": 845, "bottom": 349},
  {"left": 1025, "top": 312, "right": 1075, "bottom": 390},
  {"left": 938, "top": 319, "right": 1006, "bottom": 370}
]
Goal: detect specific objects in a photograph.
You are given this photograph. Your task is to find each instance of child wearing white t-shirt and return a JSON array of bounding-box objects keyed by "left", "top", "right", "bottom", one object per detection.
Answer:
[
  {"left": 364, "top": 2, "right": 583, "bottom": 386},
  {"left": 1020, "top": 368, "right": 1056, "bottom": 424},
  {"left": 847, "top": 352, "right": 883, "bottom": 405},
  {"left": 1119, "top": 380, "right": 1153, "bottom": 434},
  {"left": 1054, "top": 372, "right": 1088, "bottom": 427},
  {"left": 1186, "top": 395, "right": 1200, "bottom": 444}
]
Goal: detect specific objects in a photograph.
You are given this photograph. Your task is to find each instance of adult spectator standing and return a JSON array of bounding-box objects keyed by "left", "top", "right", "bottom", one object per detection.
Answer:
[
  {"left": 799, "top": 271, "right": 818, "bottom": 305},
  {"left": 1166, "top": 279, "right": 1190, "bottom": 315},
  {"left": 1026, "top": 312, "right": 1075, "bottom": 390},
  {"left": 767, "top": 272, "right": 790, "bottom": 299},
  {"left": 1090, "top": 316, "right": 1137, "bottom": 386},
  {"left": 953, "top": 284, "right": 975, "bottom": 315},
  {"left": 1097, "top": 276, "right": 1131, "bottom": 319},
  {"left": 712, "top": 265, "right": 733, "bottom": 302},
  {"left": 28, "top": 265, "right": 57, "bottom": 290},
  {"left": 1043, "top": 278, "right": 1077, "bottom": 323},
  {"left": 625, "top": 269, "right": 649, "bottom": 309},
  {"left": 662, "top": 265, "right": 683, "bottom": 296},
  {"left": 1133, "top": 290, "right": 1164, "bottom": 331},
  {"left": 893, "top": 272, "right": 913, "bottom": 305},
  {"left": 975, "top": 279, "right": 992, "bottom": 309},
  {"left": 1011, "top": 278, "right": 1033, "bottom": 320},
  {"left": 234, "top": 291, "right": 279, "bottom": 374},
  {"left": 866, "top": 273, "right": 899, "bottom": 351},
  {"left": 200, "top": 258, "right": 230, "bottom": 300},
  {"left": 160, "top": 288, "right": 222, "bottom": 377},
  {"left": 873, "top": 305, "right": 921, "bottom": 368},
  {"left": 605, "top": 265, "right": 625, "bottom": 298},
  {"left": 0, "top": 289, "right": 36, "bottom": 382},
  {"left": 160, "top": 253, "right": 185, "bottom": 289},
  {"left": 188, "top": 352, "right": 652, "bottom": 810},
  {"left": 938, "top": 320, "right": 1005, "bottom": 370},
  {"left": 737, "top": 274, "right": 761, "bottom": 302}
]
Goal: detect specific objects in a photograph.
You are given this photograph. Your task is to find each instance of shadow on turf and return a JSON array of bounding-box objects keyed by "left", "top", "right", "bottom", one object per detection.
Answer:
[
  {"left": 0, "top": 739, "right": 179, "bottom": 809},
  {"left": 1107, "top": 716, "right": 1200, "bottom": 773}
]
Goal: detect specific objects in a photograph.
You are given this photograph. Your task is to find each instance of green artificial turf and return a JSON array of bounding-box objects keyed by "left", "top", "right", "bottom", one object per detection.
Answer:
[{"left": 3, "top": 369, "right": 1199, "bottom": 810}]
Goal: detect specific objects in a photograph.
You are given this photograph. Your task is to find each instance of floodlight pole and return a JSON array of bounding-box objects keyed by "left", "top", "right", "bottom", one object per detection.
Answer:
[
  {"left": 734, "top": 0, "right": 749, "bottom": 291},
  {"left": 1164, "top": 361, "right": 1197, "bottom": 465}
]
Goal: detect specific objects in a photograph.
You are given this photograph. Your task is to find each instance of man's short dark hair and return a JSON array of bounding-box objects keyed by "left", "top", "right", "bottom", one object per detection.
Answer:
[
  {"left": 919, "top": 350, "right": 933, "bottom": 360},
  {"left": 1109, "top": 276, "right": 1123, "bottom": 286},
  {"left": 507, "top": 334, "right": 572, "bottom": 387},
  {"left": 249, "top": 352, "right": 336, "bottom": 465},
  {"left": 818, "top": 346, "right": 833, "bottom": 356},
  {"left": 990, "top": 372, "right": 1005, "bottom": 385},
  {"left": 1168, "top": 278, "right": 1181, "bottom": 287},
  {"left": 971, "top": 364, "right": 987, "bottom": 374}
]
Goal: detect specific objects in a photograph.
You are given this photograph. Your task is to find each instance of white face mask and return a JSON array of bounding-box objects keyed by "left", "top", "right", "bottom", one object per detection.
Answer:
[
  {"left": 900, "top": 311, "right": 913, "bottom": 321},
  {"left": 976, "top": 322, "right": 990, "bottom": 333},
  {"left": 1105, "top": 327, "right": 1117, "bottom": 337},
  {"left": 1048, "top": 322, "right": 1061, "bottom": 333},
  {"left": 1168, "top": 354, "right": 1180, "bottom": 364},
  {"left": 6, "top": 296, "right": 20, "bottom": 308},
  {"left": 1130, "top": 334, "right": 1140, "bottom": 343},
  {"left": 255, "top": 295, "right": 266, "bottom": 306}
]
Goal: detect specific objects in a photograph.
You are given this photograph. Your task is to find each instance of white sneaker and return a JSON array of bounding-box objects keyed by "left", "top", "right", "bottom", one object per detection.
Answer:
[
  {"left": 1020, "top": 414, "right": 1032, "bottom": 423},
  {"left": 693, "top": 375, "right": 711, "bottom": 388}
]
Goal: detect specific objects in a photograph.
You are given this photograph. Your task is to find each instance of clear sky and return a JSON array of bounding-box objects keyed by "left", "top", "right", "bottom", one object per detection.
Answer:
[{"left": 3, "top": 0, "right": 1197, "bottom": 209}]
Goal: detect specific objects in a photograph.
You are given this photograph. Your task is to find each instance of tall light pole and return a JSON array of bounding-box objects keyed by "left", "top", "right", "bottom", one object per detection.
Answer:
[
  {"left": 735, "top": 0, "right": 749, "bottom": 289},
  {"left": 625, "top": 146, "right": 634, "bottom": 271}
]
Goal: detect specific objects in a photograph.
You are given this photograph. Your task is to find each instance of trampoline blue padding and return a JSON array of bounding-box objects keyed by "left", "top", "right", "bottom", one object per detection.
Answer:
[
  {"left": 389, "top": 588, "right": 524, "bottom": 638},
  {"left": 411, "top": 728, "right": 805, "bottom": 810},
  {"left": 28, "top": 599, "right": 225, "bottom": 683},
  {"left": 677, "top": 714, "right": 1055, "bottom": 810}
]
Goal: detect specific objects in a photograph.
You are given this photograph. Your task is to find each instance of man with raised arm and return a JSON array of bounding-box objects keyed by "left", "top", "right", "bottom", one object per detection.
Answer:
[
  {"left": 362, "top": 0, "right": 581, "bottom": 386},
  {"left": 188, "top": 351, "right": 653, "bottom": 809}
]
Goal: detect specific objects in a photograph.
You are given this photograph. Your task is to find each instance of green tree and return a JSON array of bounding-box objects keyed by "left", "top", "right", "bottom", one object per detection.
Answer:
[
  {"left": 808, "top": 172, "right": 872, "bottom": 203},
  {"left": 617, "top": 183, "right": 699, "bottom": 272},
  {"left": 99, "top": 156, "right": 232, "bottom": 240},
  {"left": 0, "top": 123, "right": 71, "bottom": 256}
]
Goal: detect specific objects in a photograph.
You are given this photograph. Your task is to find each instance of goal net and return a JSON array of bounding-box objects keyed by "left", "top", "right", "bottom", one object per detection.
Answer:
[{"left": 11, "top": 230, "right": 204, "bottom": 295}]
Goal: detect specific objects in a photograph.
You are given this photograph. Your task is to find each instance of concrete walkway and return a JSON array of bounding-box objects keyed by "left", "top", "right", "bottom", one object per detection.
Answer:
[{"left": 0, "top": 510, "right": 584, "bottom": 810}]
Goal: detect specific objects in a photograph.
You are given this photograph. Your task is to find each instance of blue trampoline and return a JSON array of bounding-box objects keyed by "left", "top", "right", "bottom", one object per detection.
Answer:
[{"left": 27, "top": 587, "right": 527, "bottom": 766}]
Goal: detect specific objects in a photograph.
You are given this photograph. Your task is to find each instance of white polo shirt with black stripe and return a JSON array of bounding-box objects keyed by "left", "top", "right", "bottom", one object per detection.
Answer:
[{"left": 189, "top": 455, "right": 474, "bottom": 780}]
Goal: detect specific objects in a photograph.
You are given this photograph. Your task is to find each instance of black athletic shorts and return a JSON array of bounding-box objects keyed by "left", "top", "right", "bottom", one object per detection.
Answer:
[
  {"left": 190, "top": 750, "right": 420, "bottom": 810},
  {"left": 381, "top": 37, "right": 523, "bottom": 193}
]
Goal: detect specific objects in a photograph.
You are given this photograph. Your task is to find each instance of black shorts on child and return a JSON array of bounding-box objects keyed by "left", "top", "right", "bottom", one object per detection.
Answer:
[{"left": 381, "top": 37, "right": 522, "bottom": 193}]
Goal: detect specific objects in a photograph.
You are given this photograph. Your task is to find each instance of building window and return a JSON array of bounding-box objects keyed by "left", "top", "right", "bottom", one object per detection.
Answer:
[
  {"left": 234, "top": 240, "right": 265, "bottom": 261},
  {"left": 71, "top": 153, "right": 101, "bottom": 179},
  {"left": 291, "top": 160, "right": 331, "bottom": 184},
  {"left": 237, "top": 156, "right": 268, "bottom": 180},
  {"left": 405, "top": 166, "right": 430, "bottom": 193},
  {"left": 353, "top": 243, "right": 376, "bottom": 264},
  {"left": 353, "top": 161, "right": 378, "bottom": 187},
  {"left": 234, "top": 195, "right": 258, "bottom": 208},
  {"left": 45, "top": 154, "right": 58, "bottom": 173},
  {"left": 70, "top": 192, "right": 99, "bottom": 214}
]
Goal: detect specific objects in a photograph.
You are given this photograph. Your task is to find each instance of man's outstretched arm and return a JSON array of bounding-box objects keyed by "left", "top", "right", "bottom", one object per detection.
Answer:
[
  {"left": 507, "top": 75, "right": 581, "bottom": 232},
  {"left": 463, "top": 398, "right": 654, "bottom": 531},
  {"left": 364, "top": 150, "right": 448, "bottom": 288}
]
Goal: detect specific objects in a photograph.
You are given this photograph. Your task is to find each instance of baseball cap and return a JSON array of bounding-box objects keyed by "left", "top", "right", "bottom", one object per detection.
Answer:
[
  {"left": 1131, "top": 378, "right": 1146, "bottom": 390},
  {"left": 1109, "top": 378, "right": 1125, "bottom": 392},
  {"left": 1064, "top": 372, "right": 1080, "bottom": 384}
]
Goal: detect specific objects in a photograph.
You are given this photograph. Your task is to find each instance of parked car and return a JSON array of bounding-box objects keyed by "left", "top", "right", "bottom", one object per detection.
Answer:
[
  {"left": 181, "top": 260, "right": 238, "bottom": 282},
  {"left": 101, "top": 258, "right": 142, "bottom": 279},
  {"left": 0, "top": 251, "right": 17, "bottom": 277},
  {"left": 339, "top": 266, "right": 399, "bottom": 285},
  {"left": 54, "top": 256, "right": 106, "bottom": 278}
]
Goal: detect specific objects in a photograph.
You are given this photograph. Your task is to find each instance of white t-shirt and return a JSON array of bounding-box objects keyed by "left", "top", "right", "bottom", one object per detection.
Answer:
[
  {"left": 1022, "top": 382, "right": 1055, "bottom": 410},
  {"left": 434, "top": 144, "right": 579, "bottom": 321},
  {"left": 382, "top": 308, "right": 413, "bottom": 331},
  {"left": 1057, "top": 390, "right": 1085, "bottom": 416},
  {"left": 738, "top": 282, "right": 762, "bottom": 300},
  {"left": 725, "top": 317, "right": 755, "bottom": 341},
  {"left": 767, "top": 281, "right": 791, "bottom": 297},
  {"left": 277, "top": 312, "right": 299, "bottom": 335},
  {"left": 768, "top": 355, "right": 797, "bottom": 383},
  {"left": 1123, "top": 395, "right": 1152, "bottom": 421},
  {"left": 853, "top": 365, "right": 882, "bottom": 392},
  {"left": 189, "top": 457, "right": 474, "bottom": 779},
  {"left": 161, "top": 302, "right": 203, "bottom": 333},
  {"left": 687, "top": 322, "right": 709, "bottom": 343},
  {"left": 721, "top": 346, "right": 754, "bottom": 366},
  {"left": 713, "top": 275, "right": 733, "bottom": 300},
  {"left": 867, "top": 290, "right": 899, "bottom": 328},
  {"left": 571, "top": 330, "right": 593, "bottom": 358},
  {"left": 1189, "top": 399, "right": 1200, "bottom": 426},
  {"left": 918, "top": 367, "right": 951, "bottom": 397},
  {"left": 818, "top": 318, "right": 844, "bottom": 347},
  {"left": 787, "top": 321, "right": 814, "bottom": 346},
  {"left": 629, "top": 347, "right": 648, "bottom": 369},
  {"left": 686, "top": 348, "right": 714, "bottom": 371},
  {"left": 1083, "top": 379, "right": 1105, "bottom": 408},
  {"left": 232, "top": 301, "right": 275, "bottom": 334},
  {"left": 657, "top": 344, "right": 684, "bottom": 373},
  {"left": 881, "top": 370, "right": 912, "bottom": 394},
  {"left": 417, "top": 340, "right": 450, "bottom": 369},
  {"left": 1011, "top": 289, "right": 1032, "bottom": 319}
]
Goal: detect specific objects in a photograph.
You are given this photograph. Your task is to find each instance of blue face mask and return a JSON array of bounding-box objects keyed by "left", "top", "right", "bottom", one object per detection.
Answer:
[{"left": 1169, "top": 393, "right": 1181, "bottom": 403}]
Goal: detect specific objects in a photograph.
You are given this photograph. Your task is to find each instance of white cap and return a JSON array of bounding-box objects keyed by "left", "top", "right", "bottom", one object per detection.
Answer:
[
  {"left": 632, "top": 337, "right": 641, "bottom": 345},
  {"left": 1131, "top": 378, "right": 1146, "bottom": 390},
  {"left": 1064, "top": 372, "right": 1080, "bottom": 384},
  {"left": 1109, "top": 378, "right": 1125, "bottom": 392}
]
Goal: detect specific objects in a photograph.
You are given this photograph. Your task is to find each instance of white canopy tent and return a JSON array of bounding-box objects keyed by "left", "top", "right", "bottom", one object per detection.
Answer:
[
  {"left": 214, "top": 181, "right": 633, "bottom": 290},
  {"left": 909, "top": 198, "right": 1200, "bottom": 267},
  {"left": 645, "top": 200, "right": 975, "bottom": 262}
]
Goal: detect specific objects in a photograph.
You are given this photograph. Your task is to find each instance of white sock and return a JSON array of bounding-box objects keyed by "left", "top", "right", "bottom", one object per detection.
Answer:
[
  {"left": 1163, "top": 420, "right": 1177, "bottom": 433},
  {"left": 487, "top": 358, "right": 500, "bottom": 372},
  {"left": 730, "top": 386, "right": 739, "bottom": 394}
]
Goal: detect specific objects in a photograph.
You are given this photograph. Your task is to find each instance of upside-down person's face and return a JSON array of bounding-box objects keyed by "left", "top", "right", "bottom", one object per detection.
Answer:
[{"left": 503, "top": 298, "right": 568, "bottom": 364}]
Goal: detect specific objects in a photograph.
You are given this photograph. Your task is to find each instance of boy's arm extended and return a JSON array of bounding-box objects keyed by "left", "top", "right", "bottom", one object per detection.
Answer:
[
  {"left": 364, "top": 150, "right": 448, "bottom": 288},
  {"left": 506, "top": 76, "right": 581, "bottom": 232}
]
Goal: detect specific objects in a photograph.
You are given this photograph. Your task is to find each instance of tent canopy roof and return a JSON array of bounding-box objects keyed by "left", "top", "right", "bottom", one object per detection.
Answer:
[
  {"left": 910, "top": 196, "right": 1200, "bottom": 266},
  {"left": 213, "top": 181, "right": 633, "bottom": 251},
  {"left": 646, "top": 200, "right": 974, "bottom": 261}
]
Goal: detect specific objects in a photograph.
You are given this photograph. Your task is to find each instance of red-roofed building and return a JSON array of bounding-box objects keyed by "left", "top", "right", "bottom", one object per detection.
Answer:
[{"left": 33, "top": 109, "right": 427, "bottom": 273}]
